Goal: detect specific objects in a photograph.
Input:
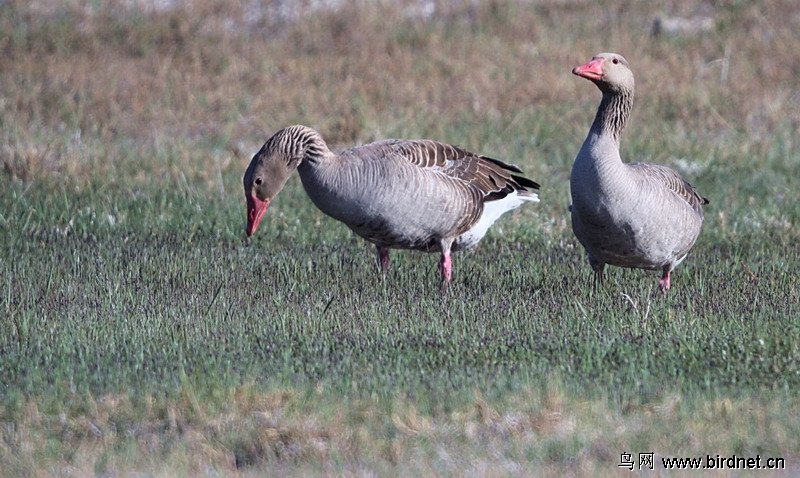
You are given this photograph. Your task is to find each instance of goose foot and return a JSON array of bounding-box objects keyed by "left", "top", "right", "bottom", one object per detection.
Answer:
[
  {"left": 376, "top": 246, "right": 390, "bottom": 274},
  {"left": 439, "top": 252, "right": 452, "bottom": 283},
  {"left": 658, "top": 269, "right": 671, "bottom": 296},
  {"left": 590, "top": 259, "right": 605, "bottom": 293},
  {"left": 378, "top": 247, "right": 389, "bottom": 272}
]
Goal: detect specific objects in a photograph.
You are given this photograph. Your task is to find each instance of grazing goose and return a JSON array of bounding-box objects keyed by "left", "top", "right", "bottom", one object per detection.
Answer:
[
  {"left": 569, "top": 53, "right": 709, "bottom": 293},
  {"left": 243, "top": 125, "right": 540, "bottom": 283}
]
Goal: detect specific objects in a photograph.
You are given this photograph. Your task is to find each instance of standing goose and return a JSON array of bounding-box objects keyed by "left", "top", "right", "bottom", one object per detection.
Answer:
[
  {"left": 244, "top": 125, "right": 539, "bottom": 283},
  {"left": 570, "top": 53, "right": 709, "bottom": 293}
]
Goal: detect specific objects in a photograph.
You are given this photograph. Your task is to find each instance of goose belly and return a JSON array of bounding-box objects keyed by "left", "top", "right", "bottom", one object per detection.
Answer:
[
  {"left": 571, "top": 199, "right": 700, "bottom": 270},
  {"left": 303, "top": 178, "right": 466, "bottom": 252}
]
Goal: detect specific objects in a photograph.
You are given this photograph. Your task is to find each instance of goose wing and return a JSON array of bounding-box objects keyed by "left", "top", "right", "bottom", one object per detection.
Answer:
[{"left": 632, "top": 162, "right": 709, "bottom": 216}]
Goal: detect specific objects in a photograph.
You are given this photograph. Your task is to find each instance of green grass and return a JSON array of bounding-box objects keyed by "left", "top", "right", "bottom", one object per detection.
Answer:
[
  {"left": 2, "top": 0, "right": 800, "bottom": 475},
  {"left": 2, "top": 165, "right": 799, "bottom": 474}
]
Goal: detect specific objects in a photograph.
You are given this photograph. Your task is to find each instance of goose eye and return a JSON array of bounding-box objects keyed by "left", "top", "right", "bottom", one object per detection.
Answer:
[
  {"left": 612, "top": 57, "right": 619, "bottom": 64},
  {"left": 255, "top": 177, "right": 263, "bottom": 185}
]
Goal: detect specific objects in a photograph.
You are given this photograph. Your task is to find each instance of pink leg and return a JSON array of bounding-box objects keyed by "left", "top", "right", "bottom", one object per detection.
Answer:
[
  {"left": 658, "top": 268, "right": 671, "bottom": 294},
  {"left": 376, "top": 246, "right": 390, "bottom": 273},
  {"left": 439, "top": 251, "right": 452, "bottom": 283}
]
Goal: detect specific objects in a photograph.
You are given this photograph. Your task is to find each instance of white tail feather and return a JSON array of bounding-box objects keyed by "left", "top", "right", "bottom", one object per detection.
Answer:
[{"left": 455, "top": 191, "right": 538, "bottom": 249}]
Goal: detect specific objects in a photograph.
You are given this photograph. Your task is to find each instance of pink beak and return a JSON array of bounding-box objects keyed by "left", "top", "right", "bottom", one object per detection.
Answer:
[
  {"left": 572, "top": 57, "right": 604, "bottom": 81},
  {"left": 246, "top": 194, "right": 270, "bottom": 237}
]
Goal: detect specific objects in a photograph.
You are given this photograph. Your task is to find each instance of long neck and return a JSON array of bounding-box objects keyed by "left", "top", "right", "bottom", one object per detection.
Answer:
[
  {"left": 300, "top": 134, "right": 330, "bottom": 167},
  {"left": 290, "top": 127, "right": 343, "bottom": 200},
  {"left": 572, "top": 83, "right": 636, "bottom": 203},
  {"left": 270, "top": 125, "right": 330, "bottom": 169},
  {"left": 590, "top": 86, "right": 633, "bottom": 146}
]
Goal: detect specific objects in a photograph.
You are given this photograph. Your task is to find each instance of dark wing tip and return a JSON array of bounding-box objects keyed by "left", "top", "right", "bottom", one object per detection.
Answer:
[
  {"left": 479, "top": 155, "right": 525, "bottom": 173},
  {"left": 512, "top": 174, "right": 541, "bottom": 190},
  {"left": 477, "top": 155, "right": 539, "bottom": 191}
]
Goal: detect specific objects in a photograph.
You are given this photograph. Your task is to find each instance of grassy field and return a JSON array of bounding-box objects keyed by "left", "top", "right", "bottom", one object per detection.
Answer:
[{"left": 2, "top": 0, "right": 799, "bottom": 475}]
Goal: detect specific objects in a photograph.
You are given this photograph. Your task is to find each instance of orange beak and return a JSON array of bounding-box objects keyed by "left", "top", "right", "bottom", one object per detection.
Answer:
[
  {"left": 246, "top": 194, "right": 270, "bottom": 237},
  {"left": 572, "top": 57, "right": 604, "bottom": 81}
]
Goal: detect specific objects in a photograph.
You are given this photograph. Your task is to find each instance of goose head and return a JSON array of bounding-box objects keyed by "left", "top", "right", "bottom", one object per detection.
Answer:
[
  {"left": 243, "top": 126, "right": 312, "bottom": 236},
  {"left": 572, "top": 52, "right": 634, "bottom": 94}
]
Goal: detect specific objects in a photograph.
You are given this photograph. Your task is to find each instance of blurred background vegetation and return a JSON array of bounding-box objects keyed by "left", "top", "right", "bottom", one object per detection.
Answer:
[{"left": 2, "top": 0, "right": 797, "bottom": 183}]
